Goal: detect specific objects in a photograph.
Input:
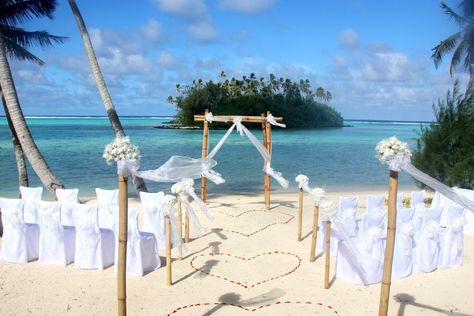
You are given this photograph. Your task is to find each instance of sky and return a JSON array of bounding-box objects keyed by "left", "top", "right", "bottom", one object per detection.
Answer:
[{"left": 8, "top": 0, "right": 470, "bottom": 121}]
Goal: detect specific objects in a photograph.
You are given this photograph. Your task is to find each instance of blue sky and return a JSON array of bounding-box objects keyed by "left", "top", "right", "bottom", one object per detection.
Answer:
[{"left": 9, "top": 0, "right": 469, "bottom": 120}]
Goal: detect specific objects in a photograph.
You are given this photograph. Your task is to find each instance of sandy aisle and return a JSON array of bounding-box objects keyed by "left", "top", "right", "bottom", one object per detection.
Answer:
[{"left": 0, "top": 190, "right": 472, "bottom": 315}]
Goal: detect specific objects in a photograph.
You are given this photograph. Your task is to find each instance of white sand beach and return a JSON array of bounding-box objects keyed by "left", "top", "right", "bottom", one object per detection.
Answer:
[{"left": 0, "top": 190, "right": 473, "bottom": 315}]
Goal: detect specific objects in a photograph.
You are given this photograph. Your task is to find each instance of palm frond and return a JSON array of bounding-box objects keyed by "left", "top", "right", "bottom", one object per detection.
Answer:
[
  {"left": 450, "top": 39, "right": 467, "bottom": 75},
  {"left": 431, "top": 32, "right": 461, "bottom": 68},
  {"left": 440, "top": 1, "right": 467, "bottom": 26},
  {"left": 1, "top": 35, "right": 44, "bottom": 65},
  {"left": 0, "top": 0, "right": 58, "bottom": 26},
  {"left": 1, "top": 25, "right": 66, "bottom": 48}
]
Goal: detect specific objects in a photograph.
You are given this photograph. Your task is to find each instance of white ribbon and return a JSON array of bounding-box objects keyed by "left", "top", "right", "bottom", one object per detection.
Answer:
[
  {"left": 186, "top": 187, "right": 214, "bottom": 221},
  {"left": 117, "top": 159, "right": 140, "bottom": 178},
  {"left": 264, "top": 163, "right": 289, "bottom": 189},
  {"left": 266, "top": 114, "right": 286, "bottom": 128},
  {"left": 233, "top": 116, "right": 244, "bottom": 136},
  {"left": 398, "top": 222, "right": 415, "bottom": 256},
  {"left": 425, "top": 221, "right": 442, "bottom": 240}
]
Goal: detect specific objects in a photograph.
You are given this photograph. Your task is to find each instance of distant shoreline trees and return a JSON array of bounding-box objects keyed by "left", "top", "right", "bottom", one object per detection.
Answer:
[{"left": 168, "top": 72, "right": 343, "bottom": 128}]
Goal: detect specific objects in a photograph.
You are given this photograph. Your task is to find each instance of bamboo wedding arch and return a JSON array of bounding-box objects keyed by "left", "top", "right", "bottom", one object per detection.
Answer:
[{"left": 194, "top": 109, "right": 285, "bottom": 209}]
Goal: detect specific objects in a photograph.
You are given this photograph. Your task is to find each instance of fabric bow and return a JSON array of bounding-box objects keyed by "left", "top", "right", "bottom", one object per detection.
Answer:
[
  {"left": 264, "top": 163, "right": 289, "bottom": 189},
  {"left": 425, "top": 221, "right": 441, "bottom": 240},
  {"left": 266, "top": 114, "right": 286, "bottom": 128},
  {"left": 117, "top": 159, "right": 140, "bottom": 177}
]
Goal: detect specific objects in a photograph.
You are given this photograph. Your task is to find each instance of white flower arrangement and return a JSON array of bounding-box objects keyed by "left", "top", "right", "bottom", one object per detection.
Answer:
[
  {"left": 103, "top": 136, "right": 140, "bottom": 165},
  {"left": 375, "top": 136, "right": 411, "bottom": 165},
  {"left": 295, "top": 174, "right": 309, "bottom": 184},
  {"left": 171, "top": 178, "right": 194, "bottom": 194},
  {"left": 311, "top": 187, "right": 325, "bottom": 199},
  {"left": 161, "top": 194, "right": 177, "bottom": 211},
  {"left": 319, "top": 200, "right": 338, "bottom": 220}
]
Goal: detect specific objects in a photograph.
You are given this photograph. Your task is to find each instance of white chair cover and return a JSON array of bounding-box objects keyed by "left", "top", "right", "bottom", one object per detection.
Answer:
[
  {"left": 115, "top": 207, "right": 160, "bottom": 276},
  {"left": 316, "top": 196, "right": 359, "bottom": 254},
  {"left": 73, "top": 203, "right": 114, "bottom": 270},
  {"left": 438, "top": 204, "right": 465, "bottom": 269},
  {"left": 56, "top": 188, "right": 79, "bottom": 226},
  {"left": 397, "top": 192, "right": 404, "bottom": 206},
  {"left": 37, "top": 201, "right": 75, "bottom": 265},
  {"left": 335, "top": 211, "right": 387, "bottom": 285},
  {"left": 413, "top": 207, "right": 443, "bottom": 273},
  {"left": 392, "top": 207, "right": 415, "bottom": 280},
  {"left": 366, "top": 195, "right": 385, "bottom": 213},
  {"left": 410, "top": 190, "right": 426, "bottom": 208},
  {"left": 140, "top": 191, "right": 166, "bottom": 251},
  {"left": 0, "top": 198, "right": 39, "bottom": 263},
  {"left": 20, "top": 186, "right": 43, "bottom": 224},
  {"left": 453, "top": 188, "right": 474, "bottom": 235},
  {"left": 96, "top": 188, "right": 118, "bottom": 230}
]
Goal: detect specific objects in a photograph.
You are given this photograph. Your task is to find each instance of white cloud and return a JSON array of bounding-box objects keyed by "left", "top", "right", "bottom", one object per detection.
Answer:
[
  {"left": 158, "top": 50, "right": 178, "bottom": 68},
  {"left": 152, "top": 0, "right": 207, "bottom": 19},
  {"left": 218, "top": 0, "right": 277, "bottom": 14},
  {"left": 187, "top": 20, "right": 218, "bottom": 42},
  {"left": 338, "top": 28, "right": 359, "bottom": 51},
  {"left": 141, "top": 19, "right": 162, "bottom": 40}
]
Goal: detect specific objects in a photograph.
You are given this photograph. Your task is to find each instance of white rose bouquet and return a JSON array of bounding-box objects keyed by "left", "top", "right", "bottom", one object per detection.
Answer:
[
  {"left": 375, "top": 136, "right": 411, "bottom": 171},
  {"left": 103, "top": 136, "right": 140, "bottom": 165}
]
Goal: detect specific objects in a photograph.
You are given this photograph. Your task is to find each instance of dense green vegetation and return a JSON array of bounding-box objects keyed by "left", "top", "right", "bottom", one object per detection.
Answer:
[
  {"left": 168, "top": 72, "right": 343, "bottom": 128},
  {"left": 412, "top": 80, "right": 474, "bottom": 189}
]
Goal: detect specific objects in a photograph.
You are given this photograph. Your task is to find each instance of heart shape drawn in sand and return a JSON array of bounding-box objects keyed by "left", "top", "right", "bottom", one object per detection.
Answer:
[
  {"left": 190, "top": 251, "right": 301, "bottom": 289},
  {"left": 213, "top": 210, "right": 293, "bottom": 237},
  {"left": 167, "top": 300, "right": 340, "bottom": 315}
]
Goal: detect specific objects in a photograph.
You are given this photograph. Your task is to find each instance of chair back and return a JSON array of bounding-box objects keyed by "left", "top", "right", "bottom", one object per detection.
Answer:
[
  {"left": 362, "top": 211, "right": 387, "bottom": 233},
  {"left": 56, "top": 189, "right": 79, "bottom": 202},
  {"left": 366, "top": 195, "right": 385, "bottom": 213},
  {"left": 0, "top": 198, "right": 25, "bottom": 229},
  {"left": 140, "top": 191, "right": 164, "bottom": 206},
  {"left": 20, "top": 186, "right": 43, "bottom": 200},
  {"left": 446, "top": 204, "right": 465, "bottom": 226},
  {"left": 397, "top": 207, "right": 414, "bottom": 225},
  {"left": 38, "top": 201, "right": 63, "bottom": 236},
  {"left": 95, "top": 188, "right": 118, "bottom": 205},
  {"left": 74, "top": 203, "right": 100, "bottom": 242},
  {"left": 422, "top": 207, "right": 443, "bottom": 227},
  {"left": 411, "top": 190, "right": 426, "bottom": 208},
  {"left": 397, "top": 192, "right": 404, "bottom": 206},
  {"left": 339, "top": 196, "right": 358, "bottom": 214}
]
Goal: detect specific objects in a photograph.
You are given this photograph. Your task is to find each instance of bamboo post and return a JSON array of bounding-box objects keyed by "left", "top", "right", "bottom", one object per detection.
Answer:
[
  {"left": 117, "top": 176, "right": 128, "bottom": 316},
  {"left": 378, "top": 170, "right": 398, "bottom": 316},
  {"left": 265, "top": 111, "right": 272, "bottom": 209},
  {"left": 177, "top": 196, "right": 182, "bottom": 259},
  {"left": 185, "top": 213, "right": 190, "bottom": 243},
  {"left": 201, "top": 109, "right": 209, "bottom": 202},
  {"left": 297, "top": 188, "right": 303, "bottom": 241},
  {"left": 324, "top": 220, "right": 331, "bottom": 289},
  {"left": 165, "top": 215, "right": 172, "bottom": 285},
  {"left": 309, "top": 205, "right": 320, "bottom": 262},
  {"left": 261, "top": 113, "right": 269, "bottom": 208}
]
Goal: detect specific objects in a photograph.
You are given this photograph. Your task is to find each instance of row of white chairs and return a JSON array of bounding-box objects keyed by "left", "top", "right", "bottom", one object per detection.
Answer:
[
  {"left": 0, "top": 192, "right": 162, "bottom": 276},
  {"left": 313, "top": 194, "right": 466, "bottom": 285}
]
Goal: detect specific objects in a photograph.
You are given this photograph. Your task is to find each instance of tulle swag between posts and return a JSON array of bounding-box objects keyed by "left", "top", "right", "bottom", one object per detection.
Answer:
[
  {"left": 375, "top": 136, "right": 474, "bottom": 212},
  {"left": 103, "top": 136, "right": 140, "bottom": 177}
]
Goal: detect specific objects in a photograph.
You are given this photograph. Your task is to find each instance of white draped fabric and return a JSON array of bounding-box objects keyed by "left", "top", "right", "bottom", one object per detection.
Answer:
[
  {"left": 73, "top": 203, "right": 115, "bottom": 270},
  {"left": 56, "top": 188, "right": 79, "bottom": 227},
  {"left": 140, "top": 191, "right": 166, "bottom": 251},
  {"left": 438, "top": 204, "right": 465, "bottom": 269},
  {"left": 0, "top": 198, "right": 39, "bottom": 263},
  {"left": 20, "top": 186, "right": 42, "bottom": 224},
  {"left": 96, "top": 188, "right": 118, "bottom": 230},
  {"left": 392, "top": 207, "right": 415, "bottom": 280},
  {"left": 37, "top": 201, "right": 75, "bottom": 266},
  {"left": 413, "top": 206, "right": 443, "bottom": 273},
  {"left": 366, "top": 195, "right": 385, "bottom": 213},
  {"left": 410, "top": 190, "right": 426, "bottom": 208},
  {"left": 114, "top": 207, "right": 160, "bottom": 276},
  {"left": 453, "top": 188, "right": 474, "bottom": 235}
]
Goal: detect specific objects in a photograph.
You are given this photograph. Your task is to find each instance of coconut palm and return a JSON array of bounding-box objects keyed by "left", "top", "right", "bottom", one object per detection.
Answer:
[
  {"left": 68, "top": 0, "right": 147, "bottom": 192},
  {"left": 432, "top": 0, "right": 474, "bottom": 78},
  {"left": 0, "top": 0, "right": 66, "bottom": 195}
]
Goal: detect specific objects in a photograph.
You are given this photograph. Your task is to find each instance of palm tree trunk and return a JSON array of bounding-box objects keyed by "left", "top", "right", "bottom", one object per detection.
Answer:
[
  {"left": 2, "top": 93, "right": 29, "bottom": 189},
  {"left": 68, "top": 0, "right": 147, "bottom": 192},
  {"left": 0, "top": 42, "right": 63, "bottom": 195}
]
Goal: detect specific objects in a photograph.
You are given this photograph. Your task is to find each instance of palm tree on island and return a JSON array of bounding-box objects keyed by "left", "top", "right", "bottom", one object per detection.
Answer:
[{"left": 0, "top": 0, "right": 66, "bottom": 195}]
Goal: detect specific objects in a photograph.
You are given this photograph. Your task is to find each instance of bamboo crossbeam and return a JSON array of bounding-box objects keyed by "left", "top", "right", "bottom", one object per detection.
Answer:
[{"left": 194, "top": 114, "right": 283, "bottom": 123}]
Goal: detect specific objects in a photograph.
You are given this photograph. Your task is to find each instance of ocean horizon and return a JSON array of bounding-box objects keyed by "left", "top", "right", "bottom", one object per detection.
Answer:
[{"left": 0, "top": 116, "right": 428, "bottom": 199}]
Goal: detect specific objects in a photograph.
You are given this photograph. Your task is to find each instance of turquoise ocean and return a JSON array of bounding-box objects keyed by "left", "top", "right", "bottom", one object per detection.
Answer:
[{"left": 0, "top": 117, "right": 428, "bottom": 198}]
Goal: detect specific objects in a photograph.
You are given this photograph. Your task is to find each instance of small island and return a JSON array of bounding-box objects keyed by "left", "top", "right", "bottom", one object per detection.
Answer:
[{"left": 167, "top": 72, "right": 344, "bottom": 128}]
